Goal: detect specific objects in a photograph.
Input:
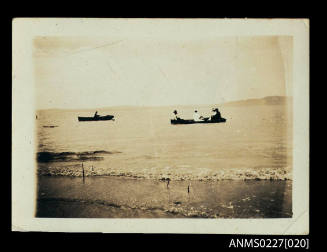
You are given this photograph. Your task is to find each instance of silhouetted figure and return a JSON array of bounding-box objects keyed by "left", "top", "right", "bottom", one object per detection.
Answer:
[
  {"left": 187, "top": 185, "right": 190, "bottom": 194},
  {"left": 173, "top": 110, "right": 180, "bottom": 120},
  {"left": 94, "top": 111, "right": 99, "bottom": 118},
  {"left": 211, "top": 108, "right": 222, "bottom": 121}
]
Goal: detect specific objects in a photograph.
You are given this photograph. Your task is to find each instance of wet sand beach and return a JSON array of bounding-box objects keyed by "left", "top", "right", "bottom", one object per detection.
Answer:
[{"left": 36, "top": 176, "right": 292, "bottom": 218}]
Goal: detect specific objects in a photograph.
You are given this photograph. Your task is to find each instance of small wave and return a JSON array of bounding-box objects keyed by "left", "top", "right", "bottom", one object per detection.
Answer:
[
  {"left": 38, "top": 166, "right": 292, "bottom": 180},
  {"left": 37, "top": 150, "right": 121, "bottom": 163}
]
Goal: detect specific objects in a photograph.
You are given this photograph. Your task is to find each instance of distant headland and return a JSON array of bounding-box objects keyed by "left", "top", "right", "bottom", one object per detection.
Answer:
[{"left": 221, "top": 96, "right": 292, "bottom": 107}]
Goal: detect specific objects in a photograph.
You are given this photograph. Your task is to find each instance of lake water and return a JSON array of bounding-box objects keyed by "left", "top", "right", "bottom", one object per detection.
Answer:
[{"left": 36, "top": 104, "right": 292, "bottom": 181}]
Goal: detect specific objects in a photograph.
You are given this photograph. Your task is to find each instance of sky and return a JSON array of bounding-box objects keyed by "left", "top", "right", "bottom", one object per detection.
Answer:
[{"left": 33, "top": 35, "right": 292, "bottom": 109}]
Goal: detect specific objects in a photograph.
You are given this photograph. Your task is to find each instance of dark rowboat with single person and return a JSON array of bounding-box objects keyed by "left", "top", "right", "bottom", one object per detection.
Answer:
[
  {"left": 78, "top": 115, "right": 115, "bottom": 121},
  {"left": 171, "top": 117, "right": 226, "bottom": 125}
]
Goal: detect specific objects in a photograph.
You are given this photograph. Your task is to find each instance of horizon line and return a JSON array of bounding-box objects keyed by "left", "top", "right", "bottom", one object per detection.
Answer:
[{"left": 36, "top": 95, "right": 292, "bottom": 111}]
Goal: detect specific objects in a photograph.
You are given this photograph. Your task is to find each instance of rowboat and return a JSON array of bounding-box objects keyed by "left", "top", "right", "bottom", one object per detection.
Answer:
[
  {"left": 171, "top": 118, "right": 226, "bottom": 125},
  {"left": 78, "top": 115, "right": 115, "bottom": 121}
]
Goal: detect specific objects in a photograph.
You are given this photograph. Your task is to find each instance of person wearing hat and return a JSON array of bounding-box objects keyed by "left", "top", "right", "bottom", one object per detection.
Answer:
[
  {"left": 211, "top": 108, "right": 222, "bottom": 121},
  {"left": 173, "top": 110, "right": 181, "bottom": 120}
]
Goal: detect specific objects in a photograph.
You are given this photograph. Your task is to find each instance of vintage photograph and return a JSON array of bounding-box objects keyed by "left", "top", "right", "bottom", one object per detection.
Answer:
[
  {"left": 34, "top": 35, "right": 293, "bottom": 218},
  {"left": 12, "top": 19, "right": 309, "bottom": 233}
]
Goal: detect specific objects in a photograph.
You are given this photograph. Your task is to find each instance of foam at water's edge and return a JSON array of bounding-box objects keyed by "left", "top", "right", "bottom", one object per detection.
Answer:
[{"left": 37, "top": 166, "right": 292, "bottom": 181}]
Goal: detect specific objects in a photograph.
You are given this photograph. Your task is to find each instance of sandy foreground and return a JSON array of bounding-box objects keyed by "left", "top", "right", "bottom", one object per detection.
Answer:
[{"left": 36, "top": 176, "right": 292, "bottom": 218}]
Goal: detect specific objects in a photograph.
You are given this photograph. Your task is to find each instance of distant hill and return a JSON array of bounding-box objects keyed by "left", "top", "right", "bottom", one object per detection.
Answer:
[
  {"left": 221, "top": 96, "right": 292, "bottom": 106},
  {"left": 37, "top": 96, "right": 292, "bottom": 112}
]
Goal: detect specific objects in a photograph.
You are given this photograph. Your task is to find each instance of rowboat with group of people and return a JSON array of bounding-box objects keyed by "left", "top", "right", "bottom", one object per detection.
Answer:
[{"left": 170, "top": 108, "right": 226, "bottom": 125}]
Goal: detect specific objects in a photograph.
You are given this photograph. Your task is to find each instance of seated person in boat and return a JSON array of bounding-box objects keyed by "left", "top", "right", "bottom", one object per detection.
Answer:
[
  {"left": 211, "top": 108, "right": 222, "bottom": 121},
  {"left": 173, "top": 110, "right": 181, "bottom": 120},
  {"left": 94, "top": 111, "right": 99, "bottom": 118},
  {"left": 193, "top": 110, "right": 204, "bottom": 122}
]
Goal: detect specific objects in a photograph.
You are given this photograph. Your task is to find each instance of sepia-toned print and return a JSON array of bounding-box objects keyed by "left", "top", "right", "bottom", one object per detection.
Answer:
[
  {"left": 12, "top": 19, "right": 309, "bottom": 233},
  {"left": 34, "top": 35, "right": 293, "bottom": 218}
]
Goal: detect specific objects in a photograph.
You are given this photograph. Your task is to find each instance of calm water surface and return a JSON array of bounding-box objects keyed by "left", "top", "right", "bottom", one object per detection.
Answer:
[{"left": 36, "top": 104, "right": 292, "bottom": 180}]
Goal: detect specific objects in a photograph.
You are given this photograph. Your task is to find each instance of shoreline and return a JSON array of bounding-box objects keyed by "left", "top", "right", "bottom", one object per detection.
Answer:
[
  {"left": 37, "top": 168, "right": 292, "bottom": 181},
  {"left": 38, "top": 173, "right": 292, "bottom": 181},
  {"left": 37, "top": 161, "right": 292, "bottom": 181}
]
